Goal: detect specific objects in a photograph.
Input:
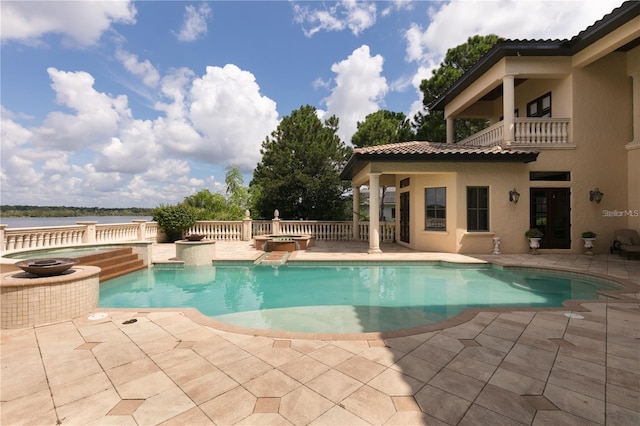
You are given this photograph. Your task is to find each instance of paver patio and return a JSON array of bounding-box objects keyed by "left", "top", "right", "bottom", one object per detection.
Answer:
[{"left": 1, "top": 241, "right": 638, "bottom": 425}]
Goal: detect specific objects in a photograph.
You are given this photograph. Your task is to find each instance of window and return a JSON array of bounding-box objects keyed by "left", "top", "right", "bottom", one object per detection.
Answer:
[
  {"left": 425, "top": 187, "right": 446, "bottom": 231},
  {"left": 467, "top": 187, "right": 489, "bottom": 231},
  {"left": 527, "top": 92, "right": 551, "bottom": 118},
  {"left": 530, "top": 171, "right": 570, "bottom": 181}
]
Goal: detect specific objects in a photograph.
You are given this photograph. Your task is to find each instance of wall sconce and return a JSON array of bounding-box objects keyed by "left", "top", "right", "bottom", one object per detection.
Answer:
[
  {"left": 509, "top": 188, "right": 520, "bottom": 204},
  {"left": 589, "top": 188, "right": 604, "bottom": 203}
]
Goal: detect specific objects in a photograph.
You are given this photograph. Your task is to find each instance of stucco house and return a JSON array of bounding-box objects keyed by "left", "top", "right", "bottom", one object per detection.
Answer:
[{"left": 341, "top": 1, "right": 639, "bottom": 254}]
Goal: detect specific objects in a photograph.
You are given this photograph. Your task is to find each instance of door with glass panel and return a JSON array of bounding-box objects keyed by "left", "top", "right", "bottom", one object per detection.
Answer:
[{"left": 530, "top": 188, "right": 571, "bottom": 249}]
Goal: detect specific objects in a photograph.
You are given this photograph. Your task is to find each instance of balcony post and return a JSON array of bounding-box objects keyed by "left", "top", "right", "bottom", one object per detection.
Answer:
[
  {"left": 503, "top": 74, "right": 516, "bottom": 148},
  {"left": 352, "top": 185, "right": 360, "bottom": 240},
  {"left": 446, "top": 117, "right": 454, "bottom": 144},
  {"left": 368, "top": 173, "right": 382, "bottom": 253}
]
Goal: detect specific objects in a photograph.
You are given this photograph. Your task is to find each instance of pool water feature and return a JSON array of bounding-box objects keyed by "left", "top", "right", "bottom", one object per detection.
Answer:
[{"left": 98, "top": 263, "right": 622, "bottom": 334}]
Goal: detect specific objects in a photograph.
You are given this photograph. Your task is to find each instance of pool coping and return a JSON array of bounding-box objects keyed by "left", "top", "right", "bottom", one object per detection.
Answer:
[{"left": 97, "top": 260, "right": 640, "bottom": 341}]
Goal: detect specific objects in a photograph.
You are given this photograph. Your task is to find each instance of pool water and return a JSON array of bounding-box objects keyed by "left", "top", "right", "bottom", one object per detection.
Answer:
[
  {"left": 3, "top": 246, "right": 120, "bottom": 259},
  {"left": 99, "top": 263, "right": 620, "bottom": 334}
]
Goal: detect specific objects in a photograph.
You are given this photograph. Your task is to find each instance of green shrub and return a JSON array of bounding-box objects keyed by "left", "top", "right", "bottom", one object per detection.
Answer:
[
  {"left": 581, "top": 231, "right": 597, "bottom": 238},
  {"left": 152, "top": 204, "right": 198, "bottom": 241},
  {"left": 525, "top": 228, "right": 543, "bottom": 238}
]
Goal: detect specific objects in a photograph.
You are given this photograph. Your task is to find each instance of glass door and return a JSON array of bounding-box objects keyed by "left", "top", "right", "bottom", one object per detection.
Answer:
[{"left": 530, "top": 188, "right": 571, "bottom": 249}]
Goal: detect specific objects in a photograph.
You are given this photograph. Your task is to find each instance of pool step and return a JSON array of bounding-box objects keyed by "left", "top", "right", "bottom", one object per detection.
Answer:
[
  {"left": 255, "top": 251, "right": 290, "bottom": 266},
  {"left": 76, "top": 248, "right": 146, "bottom": 282}
]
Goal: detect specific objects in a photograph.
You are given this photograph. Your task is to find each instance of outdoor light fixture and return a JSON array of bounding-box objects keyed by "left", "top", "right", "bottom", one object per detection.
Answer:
[
  {"left": 509, "top": 188, "right": 520, "bottom": 204},
  {"left": 590, "top": 188, "right": 604, "bottom": 203}
]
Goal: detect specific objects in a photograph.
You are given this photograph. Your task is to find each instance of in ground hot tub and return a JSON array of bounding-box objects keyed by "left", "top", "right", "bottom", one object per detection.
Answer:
[{"left": 253, "top": 235, "right": 314, "bottom": 252}]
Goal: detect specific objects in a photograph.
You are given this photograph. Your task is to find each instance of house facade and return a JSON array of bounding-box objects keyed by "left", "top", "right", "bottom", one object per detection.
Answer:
[{"left": 341, "top": 1, "right": 640, "bottom": 254}]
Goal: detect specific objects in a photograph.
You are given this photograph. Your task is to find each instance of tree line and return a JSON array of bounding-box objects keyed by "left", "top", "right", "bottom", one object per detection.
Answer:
[{"left": 1, "top": 206, "right": 154, "bottom": 218}]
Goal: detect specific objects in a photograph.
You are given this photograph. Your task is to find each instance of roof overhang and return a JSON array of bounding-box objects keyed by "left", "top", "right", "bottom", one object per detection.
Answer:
[{"left": 340, "top": 142, "right": 539, "bottom": 180}]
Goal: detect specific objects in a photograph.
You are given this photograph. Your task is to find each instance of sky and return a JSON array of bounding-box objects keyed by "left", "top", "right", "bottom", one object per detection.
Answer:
[{"left": 0, "top": 0, "right": 626, "bottom": 208}]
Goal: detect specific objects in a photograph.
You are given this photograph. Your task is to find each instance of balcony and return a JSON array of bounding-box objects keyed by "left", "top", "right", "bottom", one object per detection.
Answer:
[{"left": 458, "top": 118, "right": 572, "bottom": 148}]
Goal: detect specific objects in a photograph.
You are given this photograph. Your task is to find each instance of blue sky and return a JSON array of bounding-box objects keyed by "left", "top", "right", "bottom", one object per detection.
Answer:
[{"left": 1, "top": 0, "right": 624, "bottom": 208}]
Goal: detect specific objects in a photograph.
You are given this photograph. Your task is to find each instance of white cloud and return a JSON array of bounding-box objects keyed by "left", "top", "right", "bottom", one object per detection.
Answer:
[
  {"left": 188, "top": 64, "right": 280, "bottom": 171},
  {"left": 321, "top": 45, "right": 388, "bottom": 143},
  {"left": 0, "top": 0, "right": 136, "bottom": 46},
  {"left": 115, "top": 50, "right": 161, "bottom": 88},
  {"left": 176, "top": 3, "right": 212, "bottom": 42},
  {"left": 33, "top": 68, "right": 130, "bottom": 151},
  {"left": 293, "top": 0, "right": 377, "bottom": 37}
]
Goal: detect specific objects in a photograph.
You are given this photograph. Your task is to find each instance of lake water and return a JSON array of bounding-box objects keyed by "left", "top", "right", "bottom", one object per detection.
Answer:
[{"left": 0, "top": 216, "right": 152, "bottom": 228}]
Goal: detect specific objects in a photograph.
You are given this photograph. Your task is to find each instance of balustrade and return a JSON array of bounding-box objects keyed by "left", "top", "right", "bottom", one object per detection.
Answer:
[
  {"left": 458, "top": 118, "right": 570, "bottom": 147},
  {"left": 2, "top": 218, "right": 396, "bottom": 252}
]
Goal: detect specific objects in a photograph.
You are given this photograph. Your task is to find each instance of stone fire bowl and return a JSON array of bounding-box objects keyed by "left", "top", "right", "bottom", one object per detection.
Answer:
[{"left": 15, "top": 258, "right": 79, "bottom": 277}]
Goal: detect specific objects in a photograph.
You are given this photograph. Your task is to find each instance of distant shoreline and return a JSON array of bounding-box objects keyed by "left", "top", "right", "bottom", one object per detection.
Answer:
[{"left": 1, "top": 216, "right": 153, "bottom": 228}]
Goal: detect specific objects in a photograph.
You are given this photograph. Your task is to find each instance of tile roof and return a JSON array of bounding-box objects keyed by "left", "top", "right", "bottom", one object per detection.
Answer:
[
  {"left": 354, "top": 141, "right": 534, "bottom": 156},
  {"left": 340, "top": 141, "right": 539, "bottom": 180}
]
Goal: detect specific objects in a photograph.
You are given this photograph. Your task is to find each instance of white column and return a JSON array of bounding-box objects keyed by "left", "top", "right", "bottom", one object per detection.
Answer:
[
  {"left": 352, "top": 185, "right": 360, "bottom": 240},
  {"left": 503, "top": 74, "right": 516, "bottom": 148},
  {"left": 446, "top": 117, "right": 454, "bottom": 144},
  {"left": 368, "top": 173, "right": 382, "bottom": 253}
]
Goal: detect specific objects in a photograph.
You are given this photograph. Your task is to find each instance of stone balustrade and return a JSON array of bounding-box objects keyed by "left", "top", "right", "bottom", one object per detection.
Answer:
[
  {"left": 1, "top": 218, "right": 396, "bottom": 253},
  {"left": 459, "top": 118, "right": 571, "bottom": 148}
]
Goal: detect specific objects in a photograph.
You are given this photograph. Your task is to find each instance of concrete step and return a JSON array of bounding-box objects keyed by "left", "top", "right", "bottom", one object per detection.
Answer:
[
  {"left": 76, "top": 247, "right": 146, "bottom": 282},
  {"left": 99, "top": 259, "right": 146, "bottom": 282}
]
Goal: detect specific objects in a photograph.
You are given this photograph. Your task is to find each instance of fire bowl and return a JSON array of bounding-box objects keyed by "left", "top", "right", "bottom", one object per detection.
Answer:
[{"left": 15, "top": 258, "right": 79, "bottom": 277}]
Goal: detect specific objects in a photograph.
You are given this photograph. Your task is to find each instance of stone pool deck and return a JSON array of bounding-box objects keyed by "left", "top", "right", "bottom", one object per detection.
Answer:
[{"left": 1, "top": 241, "right": 639, "bottom": 425}]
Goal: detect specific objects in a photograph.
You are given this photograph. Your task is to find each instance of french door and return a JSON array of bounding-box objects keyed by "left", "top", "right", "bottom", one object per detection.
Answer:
[{"left": 530, "top": 188, "right": 571, "bottom": 249}]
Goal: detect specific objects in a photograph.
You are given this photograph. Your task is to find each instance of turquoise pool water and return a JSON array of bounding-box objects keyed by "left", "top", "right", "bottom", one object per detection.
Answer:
[{"left": 99, "top": 263, "right": 620, "bottom": 333}]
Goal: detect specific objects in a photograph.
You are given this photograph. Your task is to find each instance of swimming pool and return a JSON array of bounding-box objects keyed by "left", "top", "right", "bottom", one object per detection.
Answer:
[{"left": 99, "top": 262, "right": 622, "bottom": 334}]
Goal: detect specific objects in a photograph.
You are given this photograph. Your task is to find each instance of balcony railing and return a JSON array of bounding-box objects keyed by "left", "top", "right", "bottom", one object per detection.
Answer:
[{"left": 458, "top": 118, "right": 571, "bottom": 148}]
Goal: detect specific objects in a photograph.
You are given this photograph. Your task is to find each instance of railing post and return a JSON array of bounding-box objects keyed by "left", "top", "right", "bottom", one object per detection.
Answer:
[
  {"left": 0, "top": 224, "right": 6, "bottom": 253},
  {"left": 133, "top": 220, "right": 147, "bottom": 241},
  {"left": 242, "top": 210, "right": 252, "bottom": 241},
  {"left": 272, "top": 210, "right": 280, "bottom": 235},
  {"left": 77, "top": 221, "right": 97, "bottom": 244}
]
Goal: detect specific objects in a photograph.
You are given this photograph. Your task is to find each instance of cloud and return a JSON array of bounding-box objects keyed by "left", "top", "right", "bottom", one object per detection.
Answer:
[
  {"left": 321, "top": 45, "right": 388, "bottom": 143},
  {"left": 293, "top": 0, "right": 377, "bottom": 37},
  {"left": 0, "top": 0, "right": 136, "bottom": 46},
  {"left": 115, "top": 49, "right": 161, "bottom": 88},
  {"left": 33, "top": 68, "right": 130, "bottom": 151},
  {"left": 187, "top": 64, "right": 280, "bottom": 171},
  {"left": 175, "top": 3, "right": 212, "bottom": 42}
]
